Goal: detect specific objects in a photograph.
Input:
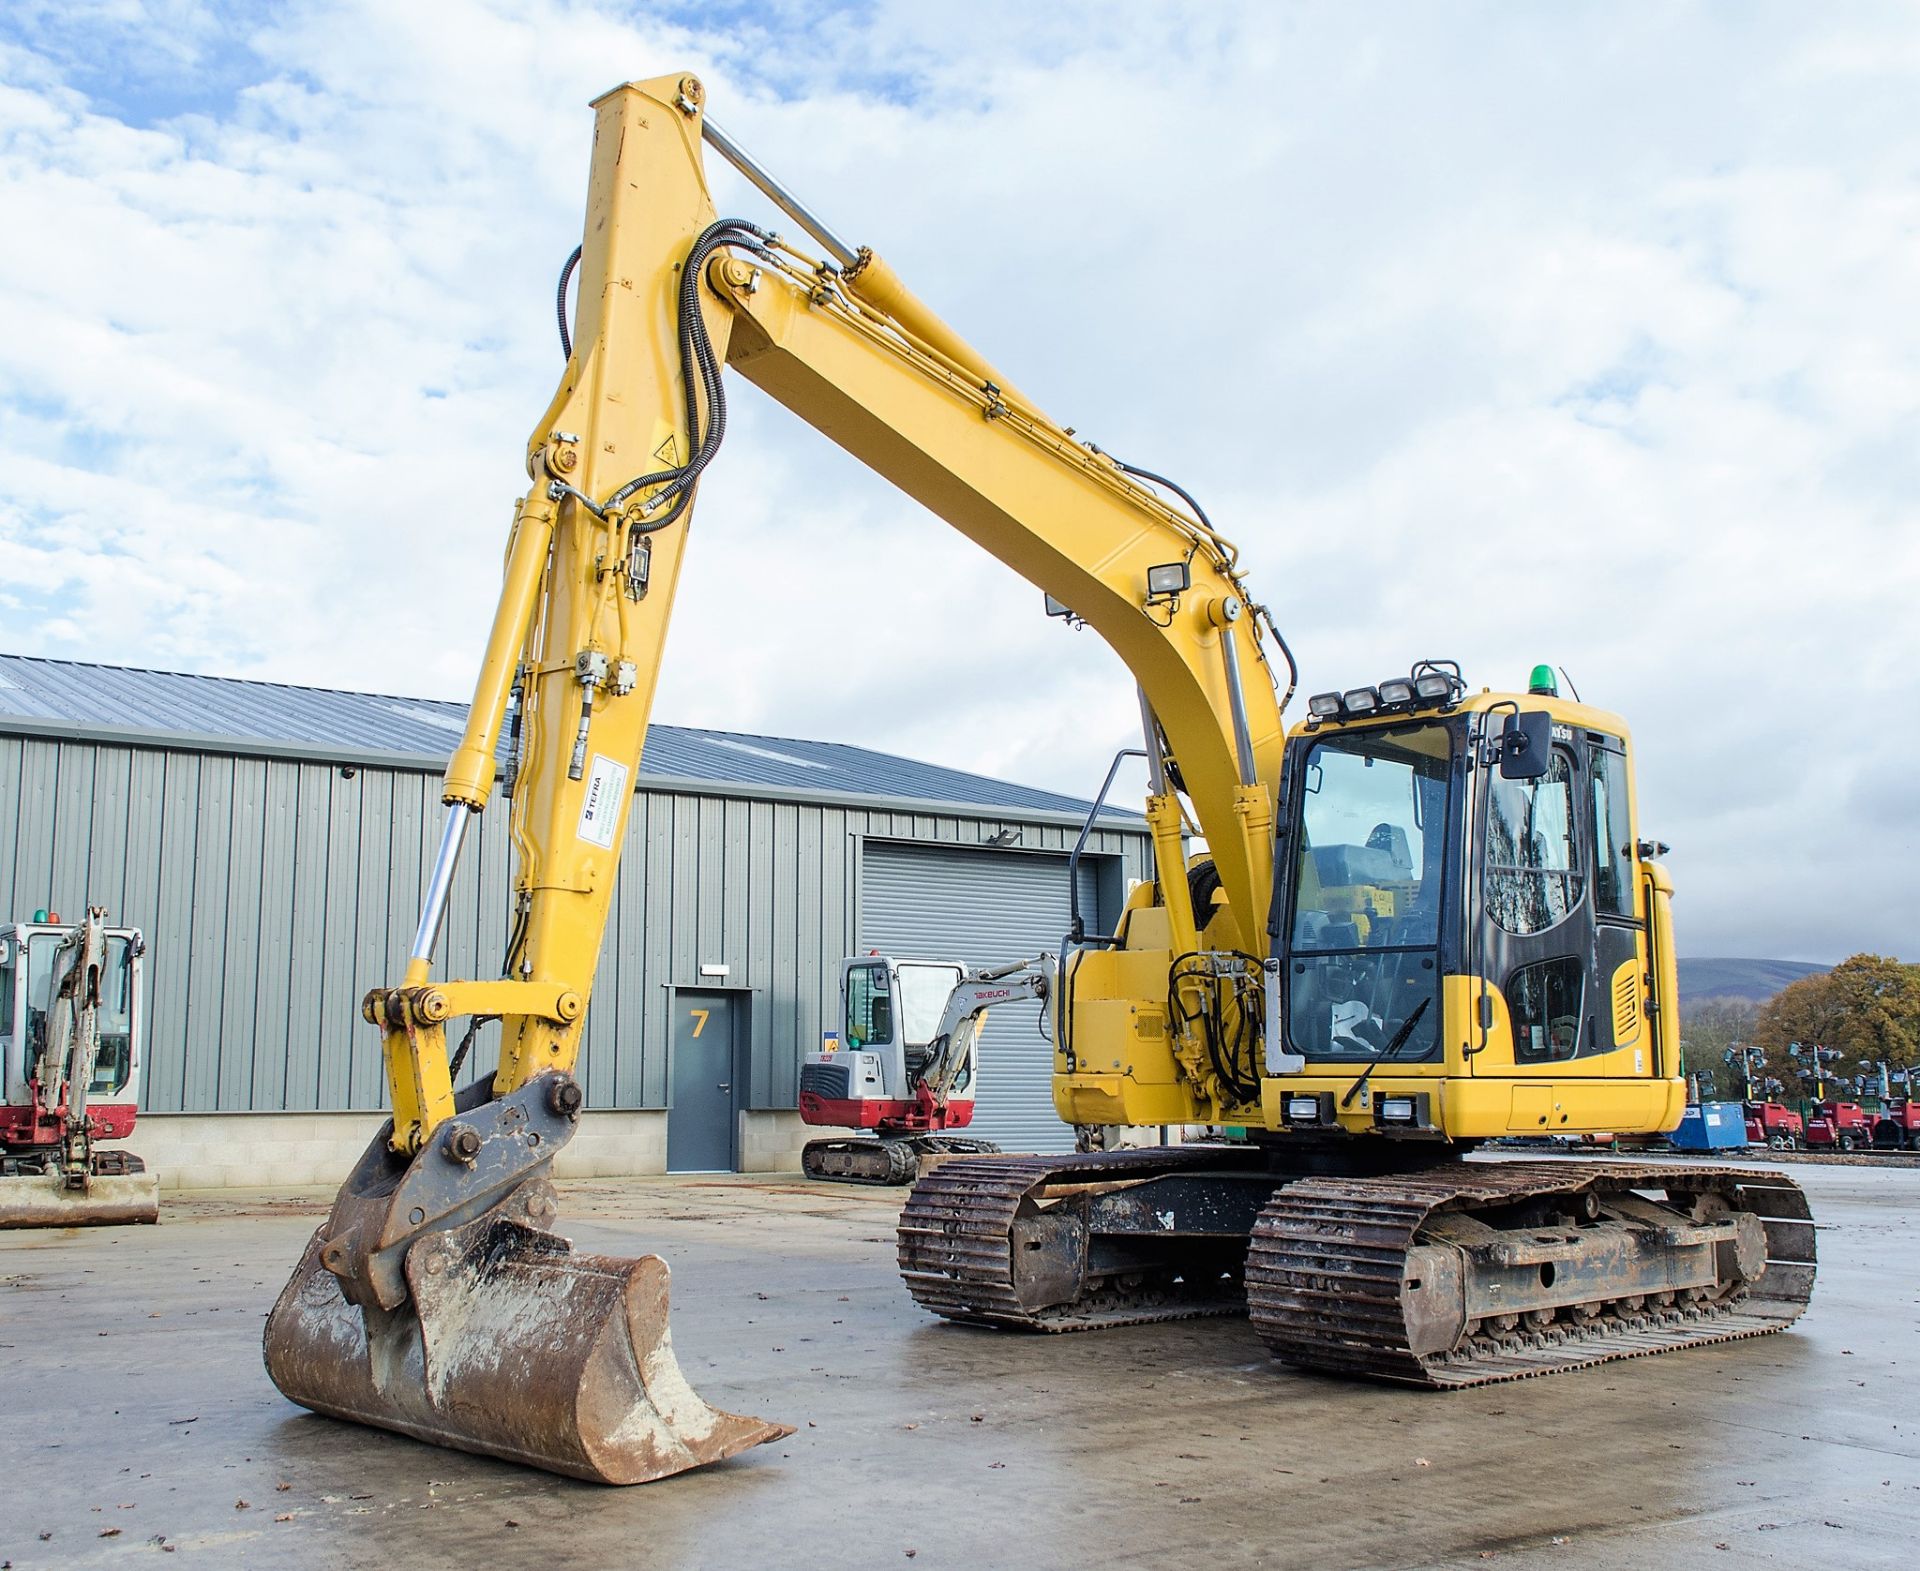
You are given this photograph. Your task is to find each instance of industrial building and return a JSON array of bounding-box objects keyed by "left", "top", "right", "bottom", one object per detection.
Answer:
[{"left": 0, "top": 653, "right": 1149, "bottom": 1185}]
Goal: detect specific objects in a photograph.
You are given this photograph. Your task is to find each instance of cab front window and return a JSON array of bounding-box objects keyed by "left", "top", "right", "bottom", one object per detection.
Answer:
[
  {"left": 843, "top": 963, "right": 893, "bottom": 1049},
  {"left": 1287, "top": 722, "right": 1452, "bottom": 1061}
]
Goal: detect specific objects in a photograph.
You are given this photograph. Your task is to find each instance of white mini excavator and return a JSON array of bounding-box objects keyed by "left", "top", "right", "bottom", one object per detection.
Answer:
[
  {"left": 799, "top": 954, "right": 1053, "bottom": 1183},
  {"left": 0, "top": 907, "right": 159, "bottom": 1228}
]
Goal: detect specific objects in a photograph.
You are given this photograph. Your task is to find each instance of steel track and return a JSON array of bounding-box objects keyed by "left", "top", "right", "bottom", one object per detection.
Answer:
[
  {"left": 805, "top": 1134, "right": 1005, "bottom": 1187},
  {"left": 1244, "top": 1160, "right": 1816, "bottom": 1387},
  {"left": 897, "top": 1147, "right": 1253, "bottom": 1330},
  {"left": 899, "top": 1152, "right": 1816, "bottom": 1387}
]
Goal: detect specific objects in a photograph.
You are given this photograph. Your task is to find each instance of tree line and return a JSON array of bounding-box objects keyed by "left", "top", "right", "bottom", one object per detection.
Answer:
[{"left": 1681, "top": 954, "right": 1920, "bottom": 1102}]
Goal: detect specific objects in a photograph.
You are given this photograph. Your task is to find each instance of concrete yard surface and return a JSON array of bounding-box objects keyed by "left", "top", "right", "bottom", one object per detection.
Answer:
[{"left": 2, "top": 1161, "right": 1916, "bottom": 1570}]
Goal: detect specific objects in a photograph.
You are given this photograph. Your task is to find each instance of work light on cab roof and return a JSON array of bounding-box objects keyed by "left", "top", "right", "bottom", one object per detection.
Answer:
[{"left": 1305, "top": 658, "right": 1467, "bottom": 724}]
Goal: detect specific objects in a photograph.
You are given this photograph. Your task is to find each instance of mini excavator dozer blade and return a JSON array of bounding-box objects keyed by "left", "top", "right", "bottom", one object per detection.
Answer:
[
  {"left": 263, "top": 1077, "right": 789, "bottom": 1483},
  {"left": 0, "top": 1167, "right": 159, "bottom": 1229}
]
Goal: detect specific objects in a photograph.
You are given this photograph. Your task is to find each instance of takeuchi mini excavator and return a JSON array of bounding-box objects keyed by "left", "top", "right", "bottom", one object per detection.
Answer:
[
  {"left": 264, "top": 72, "right": 1816, "bottom": 1486},
  {"left": 798, "top": 954, "right": 1053, "bottom": 1184},
  {"left": 0, "top": 908, "right": 159, "bottom": 1228}
]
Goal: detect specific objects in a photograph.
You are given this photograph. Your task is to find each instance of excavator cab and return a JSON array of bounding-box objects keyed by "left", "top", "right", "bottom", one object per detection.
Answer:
[
  {"left": 835, "top": 957, "right": 969, "bottom": 1094},
  {"left": 1273, "top": 667, "right": 1667, "bottom": 1132}
]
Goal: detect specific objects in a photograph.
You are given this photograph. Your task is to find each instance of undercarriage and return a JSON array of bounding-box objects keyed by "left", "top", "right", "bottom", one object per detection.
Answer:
[
  {"left": 898, "top": 1146, "right": 1814, "bottom": 1385},
  {"left": 802, "top": 1133, "right": 1002, "bottom": 1186}
]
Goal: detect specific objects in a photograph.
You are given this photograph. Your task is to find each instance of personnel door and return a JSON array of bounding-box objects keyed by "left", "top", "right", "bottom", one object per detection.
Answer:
[{"left": 668, "top": 990, "right": 738, "bottom": 1173}]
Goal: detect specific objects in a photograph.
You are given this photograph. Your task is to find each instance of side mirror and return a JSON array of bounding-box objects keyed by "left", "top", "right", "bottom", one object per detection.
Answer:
[{"left": 1497, "top": 710, "right": 1552, "bottom": 779}]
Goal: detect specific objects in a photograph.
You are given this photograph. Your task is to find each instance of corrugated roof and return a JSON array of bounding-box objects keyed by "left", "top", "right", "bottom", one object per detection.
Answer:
[{"left": 0, "top": 652, "right": 1122, "bottom": 819}]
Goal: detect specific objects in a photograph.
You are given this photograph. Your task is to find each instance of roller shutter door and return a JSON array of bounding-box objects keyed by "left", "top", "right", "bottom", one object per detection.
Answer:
[{"left": 860, "top": 841, "right": 1098, "bottom": 1153}]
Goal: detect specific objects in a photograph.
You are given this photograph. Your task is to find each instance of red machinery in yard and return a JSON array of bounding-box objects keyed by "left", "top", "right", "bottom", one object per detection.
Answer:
[
  {"left": 0, "top": 908, "right": 159, "bottom": 1226},
  {"left": 1870, "top": 1100, "right": 1920, "bottom": 1151},
  {"left": 1804, "top": 1101, "right": 1873, "bottom": 1152},
  {"left": 798, "top": 953, "right": 1052, "bottom": 1184},
  {"left": 1744, "top": 1101, "right": 1804, "bottom": 1150}
]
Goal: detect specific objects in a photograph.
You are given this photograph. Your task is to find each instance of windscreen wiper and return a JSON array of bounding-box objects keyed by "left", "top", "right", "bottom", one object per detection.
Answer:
[{"left": 1340, "top": 995, "right": 1431, "bottom": 1109}]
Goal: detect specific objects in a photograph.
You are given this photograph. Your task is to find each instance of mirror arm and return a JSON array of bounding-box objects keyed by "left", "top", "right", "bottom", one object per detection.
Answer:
[{"left": 1475, "top": 700, "right": 1519, "bottom": 768}]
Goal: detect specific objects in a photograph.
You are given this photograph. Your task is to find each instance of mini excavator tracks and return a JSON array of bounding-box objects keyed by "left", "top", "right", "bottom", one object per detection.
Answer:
[
  {"left": 1244, "top": 1161, "right": 1815, "bottom": 1387},
  {"left": 803, "top": 1135, "right": 1003, "bottom": 1187},
  {"left": 900, "top": 1152, "right": 1815, "bottom": 1386}
]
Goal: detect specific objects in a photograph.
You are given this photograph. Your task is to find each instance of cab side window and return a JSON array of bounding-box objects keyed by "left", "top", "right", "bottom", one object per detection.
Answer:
[
  {"left": 1588, "top": 744, "right": 1635, "bottom": 918},
  {"left": 1486, "top": 750, "right": 1583, "bottom": 935}
]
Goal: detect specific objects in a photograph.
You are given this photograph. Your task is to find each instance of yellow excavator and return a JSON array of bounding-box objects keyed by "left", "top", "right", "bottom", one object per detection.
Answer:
[{"left": 264, "top": 73, "right": 1814, "bottom": 1483}]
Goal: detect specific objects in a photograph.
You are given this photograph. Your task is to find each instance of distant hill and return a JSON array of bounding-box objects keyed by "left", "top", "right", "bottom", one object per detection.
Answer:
[{"left": 1678, "top": 958, "right": 1829, "bottom": 1005}]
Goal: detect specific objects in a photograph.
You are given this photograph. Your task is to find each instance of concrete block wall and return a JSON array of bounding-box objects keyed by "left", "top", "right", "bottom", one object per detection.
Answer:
[
  {"left": 137, "top": 1108, "right": 677, "bottom": 1189},
  {"left": 136, "top": 1111, "right": 387, "bottom": 1190},
  {"left": 556, "top": 1111, "right": 668, "bottom": 1177},
  {"left": 127, "top": 1109, "right": 1156, "bottom": 1187},
  {"left": 738, "top": 1109, "right": 853, "bottom": 1173}
]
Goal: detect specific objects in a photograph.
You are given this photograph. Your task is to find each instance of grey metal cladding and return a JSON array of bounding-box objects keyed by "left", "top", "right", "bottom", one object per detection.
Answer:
[
  {"left": 0, "top": 664, "right": 1151, "bottom": 1119},
  {"left": 0, "top": 652, "right": 1135, "bottom": 820}
]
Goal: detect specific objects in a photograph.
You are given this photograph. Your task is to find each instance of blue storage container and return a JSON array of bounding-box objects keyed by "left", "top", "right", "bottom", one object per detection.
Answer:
[{"left": 1668, "top": 1101, "right": 1748, "bottom": 1151}]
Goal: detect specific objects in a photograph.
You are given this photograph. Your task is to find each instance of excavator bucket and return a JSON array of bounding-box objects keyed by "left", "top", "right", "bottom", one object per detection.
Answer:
[
  {"left": 263, "top": 1184, "right": 790, "bottom": 1483},
  {"left": 0, "top": 1169, "right": 160, "bottom": 1229}
]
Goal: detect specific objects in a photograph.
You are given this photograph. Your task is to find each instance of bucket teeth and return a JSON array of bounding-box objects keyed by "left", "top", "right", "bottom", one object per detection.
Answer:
[{"left": 264, "top": 1200, "right": 790, "bottom": 1483}]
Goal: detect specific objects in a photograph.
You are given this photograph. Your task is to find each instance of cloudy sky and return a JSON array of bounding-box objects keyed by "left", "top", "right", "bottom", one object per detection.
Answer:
[{"left": 1, "top": 2, "right": 1915, "bottom": 963}]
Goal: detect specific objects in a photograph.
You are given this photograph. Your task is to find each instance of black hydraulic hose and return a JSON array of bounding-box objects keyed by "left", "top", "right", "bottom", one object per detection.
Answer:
[
  {"left": 1170, "top": 951, "right": 1264, "bottom": 1105},
  {"left": 598, "top": 218, "right": 773, "bottom": 531},
  {"left": 448, "top": 1014, "right": 496, "bottom": 1082},
  {"left": 1110, "top": 456, "right": 1216, "bottom": 533},
  {"left": 557, "top": 245, "right": 582, "bottom": 359},
  {"left": 1259, "top": 608, "right": 1299, "bottom": 714}
]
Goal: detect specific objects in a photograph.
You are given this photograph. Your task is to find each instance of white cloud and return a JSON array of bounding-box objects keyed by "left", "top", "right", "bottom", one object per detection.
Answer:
[{"left": 0, "top": 0, "right": 1916, "bottom": 961}]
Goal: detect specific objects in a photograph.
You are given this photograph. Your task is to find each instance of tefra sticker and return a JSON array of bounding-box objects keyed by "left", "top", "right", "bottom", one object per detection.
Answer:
[{"left": 577, "top": 753, "right": 630, "bottom": 849}]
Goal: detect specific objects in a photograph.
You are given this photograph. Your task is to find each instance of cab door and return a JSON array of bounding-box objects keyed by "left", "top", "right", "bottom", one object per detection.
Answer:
[
  {"left": 1473, "top": 727, "right": 1653, "bottom": 1085},
  {"left": 0, "top": 931, "right": 20, "bottom": 1105},
  {"left": 1583, "top": 736, "right": 1651, "bottom": 1072},
  {"left": 1477, "top": 732, "right": 1594, "bottom": 1072}
]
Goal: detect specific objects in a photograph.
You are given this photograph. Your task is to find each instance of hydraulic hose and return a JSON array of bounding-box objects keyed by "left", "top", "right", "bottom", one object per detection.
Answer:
[
  {"left": 598, "top": 219, "right": 772, "bottom": 531},
  {"left": 557, "top": 245, "right": 582, "bottom": 359}
]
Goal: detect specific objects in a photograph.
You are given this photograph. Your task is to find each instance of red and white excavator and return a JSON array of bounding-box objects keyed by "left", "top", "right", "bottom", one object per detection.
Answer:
[
  {"left": 0, "top": 907, "right": 159, "bottom": 1227},
  {"left": 799, "top": 954, "right": 1052, "bottom": 1183}
]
